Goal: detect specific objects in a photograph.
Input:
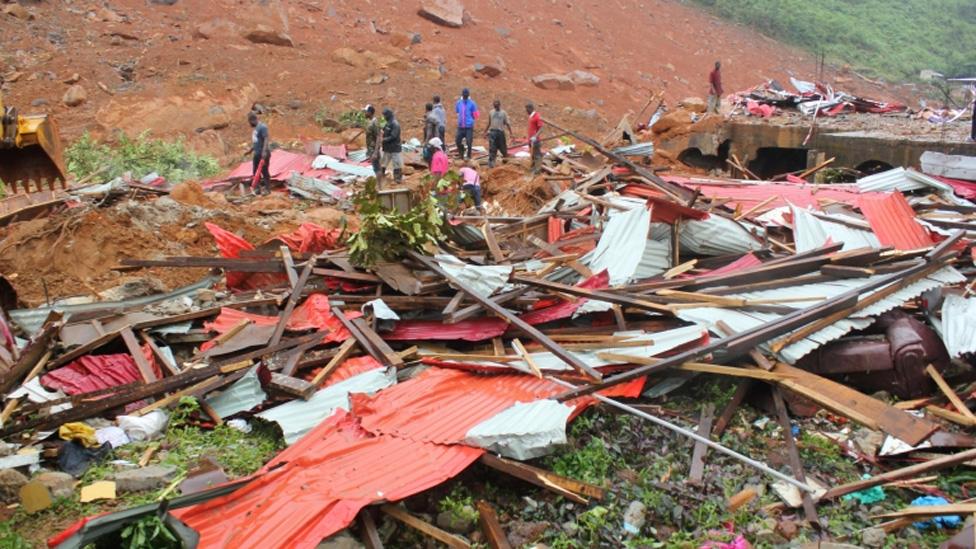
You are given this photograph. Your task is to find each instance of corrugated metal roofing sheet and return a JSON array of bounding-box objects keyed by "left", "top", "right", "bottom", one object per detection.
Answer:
[
  {"left": 464, "top": 399, "right": 575, "bottom": 459},
  {"left": 942, "top": 295, "right": 976, "bottom": 358},
  {"left": 665, "top": 176, "right": 862, "bottom": 211},
  {"left": 676, "top": 267, "right": 965, "bottom": 363},
  {"left": 205, "top": 367, "right": 267, "bottom": 420},
  {"left": 583, "top": 205, "right": 651, "bottom": 285},
  {"left": 257, "top": 367, "right": 396, "bottom": 445},
  {"left": 792, "top": 207, "right": 880, "bottom": 252},
  {"left": 676, "top": 215, "right": 765, "bottom": 256},
  {"left": 858, "top": 192, "right": 934, "bottom": 250},
  {"left": 204, "top": 294, "right": 358, "bottom": 345},
  {"left": 174, "top": 409, "right": 482, "bottom": 549},
  {"left": 40, "top": 347, "right": 161, "bottom": 395}
]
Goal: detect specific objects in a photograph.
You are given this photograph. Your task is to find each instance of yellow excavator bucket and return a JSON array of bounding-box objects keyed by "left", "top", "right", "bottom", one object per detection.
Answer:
[{"left": 0, "top": 95, "right": 68, "bottom": 192}]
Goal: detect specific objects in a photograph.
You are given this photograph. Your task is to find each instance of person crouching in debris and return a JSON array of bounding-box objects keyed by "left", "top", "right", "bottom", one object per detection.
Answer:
[
  {"left": 459, "top": 161, "right": 485, "bottom": 214},
  {"left": 429, "top": 138, "right": 449, "bottom": 180},
  {"left": 247, "top": 112, "right": 271, "bottom": 195},
  {"left": 526, "top": 102, "right": 544, "bottom": 175},
  {"left": 364, "top": 105, "right": 382, "bottom": 181},
  {"left": 485, "top": 99, "right": 513, "bottom": 168},
  {"left": 379, "top": 108, "right": 403, "bottom": 187},
  {"left": 708, "top": 61, "right": 723, "bottom": 114}
]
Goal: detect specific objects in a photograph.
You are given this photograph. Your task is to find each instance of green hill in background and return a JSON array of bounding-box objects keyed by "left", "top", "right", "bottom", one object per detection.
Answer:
[{"left": 690, "top": 0, "right": 976, "bottom": 81}]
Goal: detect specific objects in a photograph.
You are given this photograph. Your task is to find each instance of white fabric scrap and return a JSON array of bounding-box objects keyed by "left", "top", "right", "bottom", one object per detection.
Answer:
[
  {"left": 464, "top": 399, "right": 575, "bottom": 459},
  {"left": 362, "top": 299, "right": 401, "bottom": 321},
  {"left": 258, "top": 367, "right": 396, "bottom": 445},
  {"left": 96, "top": 426, "right": 130, "bottom": 449},
  {"left": 118, "top": 410, "right": 169, "bottom": 442},
  {"left": 436, "top": 254, "right": 513, "bottom": 298}
]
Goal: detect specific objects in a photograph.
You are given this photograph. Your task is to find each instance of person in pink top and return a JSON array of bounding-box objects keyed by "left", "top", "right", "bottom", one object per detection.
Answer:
[
  {"left": 458, "top": 162, "right": 484, "bottom": 214},
  {"left": 429, "top": 137, "right": 449, "bottom": 179}
]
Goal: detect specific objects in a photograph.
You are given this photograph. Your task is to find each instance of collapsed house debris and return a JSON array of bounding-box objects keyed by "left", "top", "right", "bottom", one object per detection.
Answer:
[{"left": 1, "top": 104, "right": 976, "bottom": 549}]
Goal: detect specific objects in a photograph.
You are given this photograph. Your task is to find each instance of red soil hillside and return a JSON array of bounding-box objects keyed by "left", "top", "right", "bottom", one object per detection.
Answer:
[{"left": 0, "top": 0, "right": 907, "bottom": 167}]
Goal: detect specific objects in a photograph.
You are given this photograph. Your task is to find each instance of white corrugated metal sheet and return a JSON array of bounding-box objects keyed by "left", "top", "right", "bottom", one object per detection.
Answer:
[
  {"left": 464, "top": 399, "right": 575, "bottom": 459},
  {"left": 205, "top": 367, "right": 267, "bottom": 420},
  {"left": 792, "top": 207, "right": 880, "bottom": 252},
  {"left": 678, "top": 215, "right": 766, "bottom": 256},
  {"left": 436, "top": 255, "right": 513, "bottom": 298},
  {"left": 676, "top": 267, "right": 965, "bottom": 363},
  {"left": 921, "top": 151, "right": 976, "bottom": 181},
  {"left": 633, "top": 238, "right": 671, "bottom": 280},
  {"left": 584, "top": 205, "right": 651, "bottom": 285},
  {"left": 857, "top": 168, "right": 969, "bottom": 206},
  {"left": 942, "top": 295, "right": 976, "bottom": 358},
  {"left": 257, "top": 367, "right": 396, "bottom": 445}
]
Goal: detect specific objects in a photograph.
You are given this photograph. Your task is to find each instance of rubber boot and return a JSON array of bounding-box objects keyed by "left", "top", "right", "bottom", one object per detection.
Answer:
[{"left": 394, "top": 169, "right": 403, "bottom": 185}]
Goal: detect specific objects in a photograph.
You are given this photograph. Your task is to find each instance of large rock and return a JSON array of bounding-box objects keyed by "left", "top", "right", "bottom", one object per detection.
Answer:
[
  {"left": 678, "top": 96, "right": 707, "bottom": 113},
  {"left": 0, "top": 468, "right": 28, "bottom": 504},
  {"left": 568, "top": 70, "right": 600, "bottom": 87},
  {"left": 474, "top": 63, "right": 502, "bottom": 78},
  {"left": 531, "top": 73, "right": 575, "bottom": 91},
  {"left": 651, "top": 110, "right": 693, "bottom": 134},
  {"left": 330, "top": 48, "right": 401, "bottom": 69},
  {"left": 62, "top": 85, "right": 87, "bottom": 107},
  {"left": 114, "top": 465, "right": 177, "bottom": 492},
  {"left": 35, "top": 471, "right": 75, "bottom": 499},
  {"left": 418, "top": 0, "right": 464, "bottom": 28},
  {"left": 243, "top": 25, "right": 295, "bottom": 47},
  {"left": 194, "top": 18, "right": 240, "bottom": 40}
]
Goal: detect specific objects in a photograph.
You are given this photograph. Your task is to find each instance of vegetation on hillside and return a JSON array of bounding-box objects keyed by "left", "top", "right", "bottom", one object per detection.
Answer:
[
  {"left": 67, "top": 132, "right": 221, "bottom": 183},
  {"left": 691, "top": 0, "right": 976, "bottom": 80}
]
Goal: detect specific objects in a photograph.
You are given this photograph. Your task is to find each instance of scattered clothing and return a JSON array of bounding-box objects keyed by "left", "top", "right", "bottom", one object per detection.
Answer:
[{"left": 910, "top": 496, "right": 961, "bottom": 530}]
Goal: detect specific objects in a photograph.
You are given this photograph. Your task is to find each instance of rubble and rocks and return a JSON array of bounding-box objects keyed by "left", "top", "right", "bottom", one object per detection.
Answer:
[
  {"left": 242, "top": 25, "right": 295, "bottom": 48},
  {"left": 418, "top": 0, "right": 465, "bottom": 28},
  {"left": 113, "top": 465, "right": 178, "bottom": 492},
  {"left": 531, "top": 73, "right": 576, "bottom": 91},
  {"left": 62, "top": 85, "right": 87, "bottom": 107}
]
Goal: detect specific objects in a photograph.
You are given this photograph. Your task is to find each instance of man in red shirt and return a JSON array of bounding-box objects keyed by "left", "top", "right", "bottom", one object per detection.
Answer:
[
  {"left": 526, "top": 102, "right": 544, "bottom": 175},
  {"left": 708, "top": 61, "right": 723, "bottom": 114}
]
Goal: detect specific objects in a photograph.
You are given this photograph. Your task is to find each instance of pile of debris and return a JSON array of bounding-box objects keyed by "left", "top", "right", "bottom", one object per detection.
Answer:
[
  {"left": 729, "top": 77, "right": 909, "bottom": 119},
  {"left": 1, "top": 117, "right": 975, "bottom": 548}
]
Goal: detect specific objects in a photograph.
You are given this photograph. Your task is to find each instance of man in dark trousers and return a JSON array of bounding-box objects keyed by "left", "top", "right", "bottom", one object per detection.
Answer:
[
  {"left": 454, "top": 88, "right": 479, "bottom": 160},
  {"left": 432, "top": 95, "right": 447, "bottom": 143},
  {"left": 364, "top": 105, "right": 382, "bottom": 180},
  {"left": 484, "top": 99, "right": 513, "bottom": 168},
  {"left": 379, "top": 108, "right": 402, "bottom": 188},
  {"left": 708, "top": 61, "right": 723, "bottom": 114},
  {"left": 247, "top": 112, "right": 271, "bottom": 194},
  {"left": 526, "top": 102, "right": 544, "bottom": 175}
]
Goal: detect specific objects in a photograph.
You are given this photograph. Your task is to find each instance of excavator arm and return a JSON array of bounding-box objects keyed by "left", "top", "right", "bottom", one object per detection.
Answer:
[{"left": 0, "top": 94, "right": 68, "bottom": 191}]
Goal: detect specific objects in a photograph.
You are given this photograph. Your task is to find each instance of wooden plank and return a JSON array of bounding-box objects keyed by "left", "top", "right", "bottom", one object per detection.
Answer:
[
  {"left": 120, "top": 326, "right": 158, "bottom": 382},
  {"left": 511, "top": 339, "right": 542, "bottom": 378},
  {"left": 311, "top": 268, "right": 383, "bottom": 283},
  {"left": 687, "top": 403, "right": 715, "bottom": 485},
  {"left": 48, "top": 329, "right": 120, "bottom": 369},
  {"left": 380, "top": 505, "right": 471, "bottom": 549},
  {"left": 311, "top": 339, "right": 359, "bottom": 387},
  {"left": 132, "top": 376, "right": 223, "bottom": 417},
  {"left": 824, "top": 447, "right": 976, "bottom": 502},
  {"left": 480, "top": 453, "right": 604, "bottom": 504},
  {"left": 280, "top": 339, "right": 321, "bottom": 377},
  {"left": 774, "top": 362, "right": 939, "bottom": 446},
  {"left": 526, "top": 235, "right": 592, "bottom": 278},
  {"left": 477, "top": 500, "right": 512, "bottom": 549},
  {"left": 268, "top": 373, "right": 316, "bottom": 400},
  {"left": 0, "top": 350, "right": 52, "bottom": 426},
  {"left": 771, "top": 387, "right": 820, "bottom": 528},
  {"left": 712, "top": 381, "right": 753, "bottom": 437},
  {"left": 212, "top": 331, "right": 327, "bottom": 368},
  {"left": 447, "top": 287, "right": 529, "bottom": 324},
  {"left": 269, "top": 258, "right": 316, "bottom": 347},
  {"left": 140, "top": 332, "right": 180, "bottom": 376},
  {"left": 597, "top": 353, "right": 785, "bottom": 381},
  {"left": 483, "top": 223, "right": 507, "bottom": 263},
  {"left": 353, "top": 316, "right": 404, "bottom": 368},
  {"left": 359, "top": 511, "right": 384, "bottom": 549},
  {"left": 280, "top": 246, "right": 299, "bottom": 288},
  {"left": 411, "top": 251, "right": 603, "bottom": 381},
  {"left": 442, "top": 291, "right": 465, "bottom": 317},
  {"left": 0, "top": 314, "right": 61, "bottom": 395},
  {"left": 512, "top": 275, "right": 672, "bottom": 314},
  {"left": 874, "top": 504, "right": 976, "bottom": 520},
  {"left": 926, "top": 364, "right": 976, "bottom": 421}
]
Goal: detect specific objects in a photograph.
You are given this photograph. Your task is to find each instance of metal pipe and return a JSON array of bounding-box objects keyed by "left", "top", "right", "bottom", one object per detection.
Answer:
[{"left": 547, "top": 376, "right": 816, "bottom": 493}]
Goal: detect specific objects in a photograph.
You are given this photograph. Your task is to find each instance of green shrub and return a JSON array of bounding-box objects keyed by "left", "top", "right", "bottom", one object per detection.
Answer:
[{"left": 66, "top": 132, "right": 221, "bottom": 183}]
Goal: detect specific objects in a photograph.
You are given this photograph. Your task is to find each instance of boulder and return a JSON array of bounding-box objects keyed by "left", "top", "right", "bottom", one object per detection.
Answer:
[
  {"left": 63, "top": 73, "right": 80, "bottom": 84},
  {"left": 0, "top": 468, "right": 28, "bottom": 504},
  {"left": 568, "top": 70, "right": 600, "bottom": 87},
  {"left": 331, "top": 47, "right": 367, "bottom": 68},
  {"left": 531, "top": 73, "right": 575, "bottom": 91},
  {"left": 678, "top": 96, "right": 707, "bottom": 113},
  {"left": 194, "top": 18, "right": 240, "bottom": 40},
  {"left": 243, "top": 25, "right": 294, "bottom": 47},
  {"left": 651, "top": 110, "right": 693, "bottom": 134},
  {"left": 113, "top": 465, "right": 177, "bottom": 492},
  {"left": 435, "top": 506, "right": 477, "bottom": 534},
  {"left": 3, "top": 4, "right": 33, "bottom": 20},
  {"left": 62, "top": 85, "right": 87, "bottom": 107},
  {"left": 474, "top": 64, "right": 502, "bottom": 78},
  {"left": 418, "top": 0, "right": 464, "bottom": 28},
  {"left": 35, "top": 471, "right": 75, "bottom": 499}
]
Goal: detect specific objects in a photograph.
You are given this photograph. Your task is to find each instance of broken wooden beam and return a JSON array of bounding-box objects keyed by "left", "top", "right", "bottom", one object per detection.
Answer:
[
  {"left": 477, "top": 500, "right": 512, "bottom": 549},
  {"left": 380, "top": 505, "right": 471, "bottom": 549},
  {"left": 480, "top": 453, "right": 604, "bottom": 504},
  {"left": 687, "top": 403, "right": 715, "bottom": 485}
]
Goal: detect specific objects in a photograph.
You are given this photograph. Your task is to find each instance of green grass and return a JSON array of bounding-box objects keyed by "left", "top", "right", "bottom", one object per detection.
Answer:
[
  {"left": 690, "top": 0, "right": 976, "bottom": 81},
  {"left": 66, "top": 131, "right": 221, "bottom": 183}
]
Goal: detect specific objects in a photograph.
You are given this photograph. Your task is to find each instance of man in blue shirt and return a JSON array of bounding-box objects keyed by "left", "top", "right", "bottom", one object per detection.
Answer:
[
  {"left": 247, "top": 112, "right": 271, "bottom": 194},
  {"left": 454, "top": 88, "right": 479, "bottom": 160}
]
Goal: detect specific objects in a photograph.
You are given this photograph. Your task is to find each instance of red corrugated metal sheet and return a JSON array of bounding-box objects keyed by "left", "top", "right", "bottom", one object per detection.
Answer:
[
  {"left": 686, "top": 252, "right": 763, "bottom": 278},
  {"left": 618, "top": 187, "right": 711, "bottom": 224},
  {"left": 858, "top": 192, "right": 934, "bottom": 250},
  {"left": 172, "top": 409, "right": 482, "bottom": 549},
  {"left": 932, "top": 175, "right": 976, "bottom": 200},
  {"left": 520, "top": 270, "right": 609, "bottom": 325},
  {"left": 203, "top": 294, "right": 359, "bottom": 347},
  {"left": 351, "top": 367, "right": 642, "bottom": 445},
  {"left": 664, "top": 176, "right": 862, "bottom": 211},
  {"left": 547, "top": 216, "right": 565, "bottom": 243},
  {"left": 41, "top": 347, "right": 161, "bottom": 395},
  {"left": 224, "top": 151, "right": 314, "bottom": 181},
  {"left": 304, "top": 356, "right": 383, "bottom": 387}
]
